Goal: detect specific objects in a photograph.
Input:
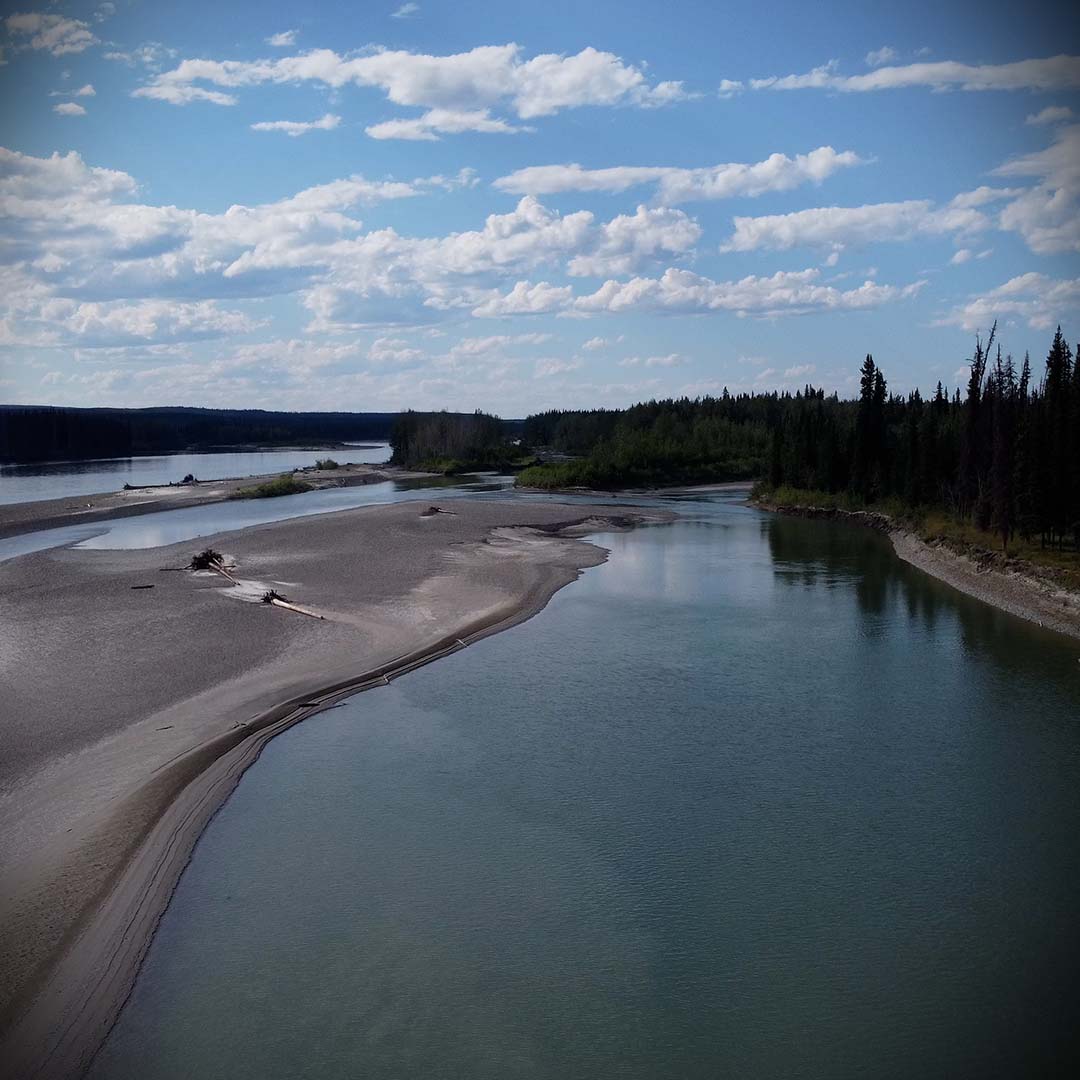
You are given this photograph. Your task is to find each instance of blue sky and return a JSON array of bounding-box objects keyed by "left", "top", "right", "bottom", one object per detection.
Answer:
[{"left": 1, "top": 0, "right": 1078, "bottom": 414}]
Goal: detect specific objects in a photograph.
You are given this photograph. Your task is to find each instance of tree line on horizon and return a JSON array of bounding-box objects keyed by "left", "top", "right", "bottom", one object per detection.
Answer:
[
  {"left": 0, "top": 406, "right": 399, "bottom": 464},
  {"left": 516, "top": 326, "right": 1079, "bottom": 553}
]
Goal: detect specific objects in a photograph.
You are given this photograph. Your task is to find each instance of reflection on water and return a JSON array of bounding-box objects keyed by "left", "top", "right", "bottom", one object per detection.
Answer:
[
  {"left": 0, "top": 445, "right": 390, "bottom": 505},
  {"left": 91, "top": 491, "right": 1080, "bottom": 1080}
]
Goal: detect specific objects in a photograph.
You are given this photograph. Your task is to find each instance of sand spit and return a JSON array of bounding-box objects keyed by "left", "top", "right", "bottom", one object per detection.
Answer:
[
  {"left": 0, "top": 498, "right": 673, "bottom": 1079},
  {"left": 756, "top": 501, "right": 1080, "bottom": 641},
  {"left": 0, "top": 462, "right": 412, "bottom": 541}
]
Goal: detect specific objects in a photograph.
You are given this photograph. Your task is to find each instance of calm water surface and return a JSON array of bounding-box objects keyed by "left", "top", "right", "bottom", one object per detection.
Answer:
[
  {"left": 0, "top": 444, "right": 390, "bottom": 505},
  {"left": 90, "top": 493, "right": 1080, "bottom": 1079}
]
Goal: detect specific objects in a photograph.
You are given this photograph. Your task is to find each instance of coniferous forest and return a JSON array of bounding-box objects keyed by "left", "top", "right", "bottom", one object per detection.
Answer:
[
  {"left": 0, "top": 406, "right": 399, "bottom": 464},
  {"left": 517, "top": 326, "right": 1079, "bottom": 556}
]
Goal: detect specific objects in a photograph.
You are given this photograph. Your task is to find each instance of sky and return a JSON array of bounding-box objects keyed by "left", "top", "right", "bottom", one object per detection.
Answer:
[{"left": 0, "top": 0, "right": 1078, "bottom": 415}]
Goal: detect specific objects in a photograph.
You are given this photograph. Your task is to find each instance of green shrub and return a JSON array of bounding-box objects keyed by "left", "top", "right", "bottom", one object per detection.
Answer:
[{"left": 233, "top": 474, "right": 312, "bottom": 499}]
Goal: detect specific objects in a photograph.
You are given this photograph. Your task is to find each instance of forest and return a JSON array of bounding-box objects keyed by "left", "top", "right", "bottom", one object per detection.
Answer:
[
  {"left": 389, "top": 410, "right": 530, "bottom": 472},
  {"left": 0, "top": 405, "right": 399, "bottom": 463},
  {"left": 517, "top": 326, "right": 1079, "bottom": 555}
]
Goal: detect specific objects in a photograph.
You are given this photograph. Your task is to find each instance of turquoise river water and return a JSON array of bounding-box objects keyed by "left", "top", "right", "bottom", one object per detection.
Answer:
[{"left": 82, "top": 490, "right": 1079, "bottom": 1079}]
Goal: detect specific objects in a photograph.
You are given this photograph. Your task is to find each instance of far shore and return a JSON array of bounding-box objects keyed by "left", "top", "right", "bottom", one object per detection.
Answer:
[
  {"left": 754, "top": 498, "right": 1080, "bottom": 642},
  {"left": 0, "top": 497, "right": 673, "bottom": 1080}
]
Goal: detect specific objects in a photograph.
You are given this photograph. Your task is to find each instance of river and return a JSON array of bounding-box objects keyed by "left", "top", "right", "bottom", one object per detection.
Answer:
[
  {"left": 0, "top": 444, "right": 391, "bottom": 505},
  {"left": 84, "top": 489, "right": 1079, "bottom": 1080}
]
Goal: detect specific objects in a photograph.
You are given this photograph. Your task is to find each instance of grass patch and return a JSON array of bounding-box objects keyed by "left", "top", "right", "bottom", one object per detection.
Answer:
[
  {"left": 518, "top": 459, "right": 757, "bottom": 491},
  {"left": 233, "top": 473, "right": 312, "bottom": 499}
]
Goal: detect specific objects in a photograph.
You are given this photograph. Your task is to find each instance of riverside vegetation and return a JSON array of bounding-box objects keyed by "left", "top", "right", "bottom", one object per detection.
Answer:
[
  {"left": 513, "top": 326, "right": 1078, "bottom": 578},
  {"left": 390, "top": 410, "right": 535, "bottom": 473}
]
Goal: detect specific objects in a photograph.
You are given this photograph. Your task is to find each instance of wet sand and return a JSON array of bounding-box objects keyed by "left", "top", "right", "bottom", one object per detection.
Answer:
[{"left": 0, "top": 498, "right": 672, "bottom": 1079}]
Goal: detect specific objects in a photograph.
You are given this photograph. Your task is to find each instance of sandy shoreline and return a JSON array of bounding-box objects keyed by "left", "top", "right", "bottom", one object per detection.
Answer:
[
  {"left": 755, "top": 500, "right": 1080, "bottom": 641},
  {"left": 0, "top": 498, "right": 672, "bottom": 1079}
]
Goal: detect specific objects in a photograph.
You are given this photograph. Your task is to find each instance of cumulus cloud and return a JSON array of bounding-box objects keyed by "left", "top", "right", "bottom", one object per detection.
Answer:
[
  {"left": 266, "top": 30, "right": 298, "bottom": 47},
  {"left": 103, "top": 42, "right": 175, "bottom": 68},
  {"left": 133, "top": 43, "right": 687, "bottom": 136},
  {"left": 5, "top": 12, "right": 98, "bottom": 56},
  {"left": 478, "top": 267, "right": 925, "bottom": 320},
  {"left": 722, "top": 190, "right": 1017, "bottom": 252},
  {"left": 391, "top": 3, "right": 420, "bottom": 17},
  {"left": 493, "top": 145, "right": 865, "bottom": 204},
  {"left": 2, "top": 297, "right": 258, "bottom": 349},
  {"left": 251, "top": 113, "right": 341, "bottom": 136},
  {"left": 938, "top": 273, "right": 1080, "bottom": 331},
  {"left": 618, "top": 353, "right": 685, "bottom": 367},
  {"left": 1026, "top": 105, "right": 1074, "bottom": 125},
  {"left": 746, "top": 54, "right": 1080, "bottom": 93},
  {"left": 994, "top": 123, "right": 1080, "bottom": 253},
  {"left": 566, "top": 205, "right": 700, "bottom": 277},
  {"left": 366, "top": 108, "right": 527, "bottom": 140},
  {"left": 865, "top": 46, "right": 898, "bottom": 68},
  {"left": 0, "top": 150, "right": 711, "bottom": 342},
  {"left": 472, "top": 281, "right": 575, "bottom": 317},
  {"left": 534, "top": 357, "right": 582, "bottom": 377},
  {"left": 53, "top": 102, "right": 87, "bottom": 117}
]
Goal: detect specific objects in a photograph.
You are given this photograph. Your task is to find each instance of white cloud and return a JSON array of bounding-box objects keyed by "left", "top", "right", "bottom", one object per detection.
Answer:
[
  {"left": 783, "top": 363, "right": 816, "bottom": 378},
  {"left": 472, "top": 281, "right": 575, "bottom": 317},
  {"left": 478, "top": 267, "right": 925, "bottom": 319},
  {"left": 566, "top": 205, "right": 700, "bottom": 277},
  {"left": 747, "top": 54, "right": 1080, "bottom": 93},
  {"left": 251, "top": 113, "right": 342, "bottom": 136},
  {"left": 53, "top": 102, "right": 87, "bottom": 117},
  {"left": 74, "top": 83, "right": 95, "bottom": 97},
  {"left": 535, "top": 357, "right": 582, "bottom": 377},
  {"left": 619, "top": 353, "right": 685, "bottom": 367},
  {"left": 367, "top": 335, "right": 425, "bottom": 366},
  {"left": 950, "top": 249, "right": 972, "bottom": 265},
  {"left": 133, "top": 43, "right": 687, "bottom": 136},
  {"left": 493, "top": 145, "right": 865, "bottom": 204},
  {"left": 722, "top": 190, "right": 1015, "bottom": 252},
  {"left": 104, "top": 42, "right": 175, "bottom": 69},
  {"left": 865, "top": 46, "right": 898, "bottom": 68},
  {"left": 938, "top": 273, "right": 1080, "bottom": 332},
  {"left": 994, "top": 124, "right": 1080, "bottom": 254},
  {"left": 366, "top": 108, "right": 527, "bottom": 140},
  {"left": 391, "top": 3, "right": 420, "bottom": 17},
  {"left": 266, "top": 30, "right": 298, "bottom": 47},
  {"left": 1, "top": 149, "right": 717, "bottom": 342},
  {"left": 582, "top": 336, "right": 609, "bottom": 351},
  {"left": 5, "top": 12, "right": 97, "bottom": 56},
  {"left": 1026, "top": 105, "right": 1074, "bottom": 126},
  {"left": 3, "top": 297, "right": 258, "bottom": 349}
]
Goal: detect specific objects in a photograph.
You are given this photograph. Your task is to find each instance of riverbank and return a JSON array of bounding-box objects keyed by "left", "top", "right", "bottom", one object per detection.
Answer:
[
  {"left": 753, "top": 498, "right": 1080, "bottom": 641},
  {"left": 0, "top": 498, "right": 673, "bottom": 1079},
  {"left": 0, "top": 462, "right": 420, "bottom": 540}
]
